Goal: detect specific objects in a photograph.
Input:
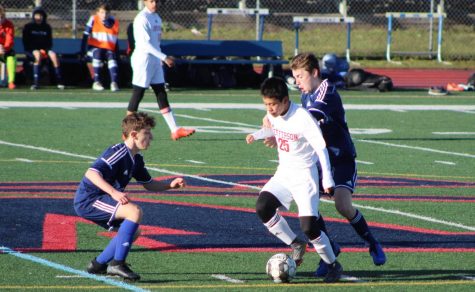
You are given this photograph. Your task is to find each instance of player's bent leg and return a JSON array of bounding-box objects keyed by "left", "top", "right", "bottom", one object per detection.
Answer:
[
  {"left": 256, "top": 191, "right": 301, "bottom": 255},
  {"left": 106, "top": 203, "right": 142, "bottom": 281},
  {"left": 335, "top": 188, "right": 386, "bottom": 265},
  {"left": 308, "top": 230, "right": 342, "bottom": 283},
  {"left": 333, "top": 187, "right": 357, "bottom": 220},
  {"left": 151, "top": 83, "right": 195, "bottom": 140}
]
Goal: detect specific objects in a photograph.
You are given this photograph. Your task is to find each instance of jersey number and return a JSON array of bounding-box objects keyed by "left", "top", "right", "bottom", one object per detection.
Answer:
[{"left": 278, "top": 138, "right": 289, "bottom": 152}]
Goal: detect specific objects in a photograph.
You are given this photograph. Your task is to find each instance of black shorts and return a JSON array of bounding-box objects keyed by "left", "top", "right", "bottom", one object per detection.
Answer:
[{"left": 319, "top": 158, "right": 357, "bottom": 194}]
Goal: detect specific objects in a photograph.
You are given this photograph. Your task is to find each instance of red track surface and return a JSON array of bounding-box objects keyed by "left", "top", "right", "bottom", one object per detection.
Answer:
[{"left": 366, "top": 68, "right": 474, "bottom": 89}]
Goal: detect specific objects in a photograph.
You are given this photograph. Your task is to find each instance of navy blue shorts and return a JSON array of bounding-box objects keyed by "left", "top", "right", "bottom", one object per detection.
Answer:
[
  {"left": 74, "top": 193, "right": 123, "bottom": 230},
  {"left": 319, "top": 158, "right": 357, "bottom": 195}
]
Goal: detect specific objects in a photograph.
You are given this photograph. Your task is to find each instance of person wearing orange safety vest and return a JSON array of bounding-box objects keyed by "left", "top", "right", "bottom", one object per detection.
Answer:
[{"left": 80, "top": 4, "right": 120, "bottom": 92}]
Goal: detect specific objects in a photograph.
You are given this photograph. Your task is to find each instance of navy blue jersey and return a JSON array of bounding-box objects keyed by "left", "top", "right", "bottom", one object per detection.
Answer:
[
  {"left": 74, "top": 143, "right": 152, "bottom": 207},
  {"left": 301, "top": 79, "right": 356, "bottom": 161}
]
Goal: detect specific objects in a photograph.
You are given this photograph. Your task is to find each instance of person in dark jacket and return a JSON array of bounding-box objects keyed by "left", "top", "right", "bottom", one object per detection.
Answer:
[{"left": 22, "top": 7, "right": 64, "bottom": 90}]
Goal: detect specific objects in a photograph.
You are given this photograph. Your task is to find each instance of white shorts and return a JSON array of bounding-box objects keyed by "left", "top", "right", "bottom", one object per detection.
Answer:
[
  {"left": 131, "top": 54, "right": 165, "bottom": 88},
  {"left": 261, "top": 165, "right": 320, "bottom": 217}
]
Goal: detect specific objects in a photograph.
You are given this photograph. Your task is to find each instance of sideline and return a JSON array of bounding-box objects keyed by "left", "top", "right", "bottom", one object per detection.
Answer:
[{"left": 0, "top": 246, "right": 149, "bottom": 292}]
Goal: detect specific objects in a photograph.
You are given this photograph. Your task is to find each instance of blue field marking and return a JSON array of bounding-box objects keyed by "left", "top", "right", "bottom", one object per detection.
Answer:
[{"left": 0, "top": 246, "right": 149, "bottom": 292}]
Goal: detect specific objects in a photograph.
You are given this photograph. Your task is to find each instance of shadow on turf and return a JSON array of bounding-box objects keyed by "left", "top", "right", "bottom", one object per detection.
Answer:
[{"left": 298, "top": 269, "right": 475, "bottom": 281}]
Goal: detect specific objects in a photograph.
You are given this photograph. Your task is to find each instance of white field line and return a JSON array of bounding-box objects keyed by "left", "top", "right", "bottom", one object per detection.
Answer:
[
  {"left": 356, "top": 160, "right": 374, "bottom": 165},
  {"left": 1, "top": 101, "right": 475, "bottom": 112},
  {"left": 1, "top": 139, "right": 474, "bottom": 231},
  {"left": 434, "top": 160, "right": 456, "bottom": 165},
  {"left": 15, "top": 158, "right": 33, "bottom": 163},
  {"left": 185, "top": 160, "right": 206, "bottom": 164},
  {"left": 356, "top": 139, "right": 475, "bottom": 159},
  {"left": 433, "top": 132, "right": 475, "bottom": 135},
  {"left": 142, "top": 109, "right": 259, "bottom": 128},
  {"left": 211, "top": 274, "right": 245, "bottom": 284},
  {"left": 0, "top": 246, "right": 148, "bottom": 292}
]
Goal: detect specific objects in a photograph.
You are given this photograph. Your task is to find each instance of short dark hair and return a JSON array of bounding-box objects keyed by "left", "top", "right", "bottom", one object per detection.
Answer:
[
  {"left": 260, "top": 77, "right": 288, "bottom": 102},
  {"left": 122, "top": 112, "right": 156, "bottom": 138}
]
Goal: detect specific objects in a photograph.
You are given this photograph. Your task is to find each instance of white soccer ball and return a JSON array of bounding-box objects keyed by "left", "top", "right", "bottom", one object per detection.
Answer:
[{"left": 266, "top": 253, "right": 297, "bottom": 283}]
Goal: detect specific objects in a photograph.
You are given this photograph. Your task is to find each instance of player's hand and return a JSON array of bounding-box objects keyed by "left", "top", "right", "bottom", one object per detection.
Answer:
[
  {"left": 246, "top": 134, "right": 255, "bottom": 144},
  {"left": 164, "top": 56, "right": 175, "bottom": 68},
  {"left": 0, "top": 45, "right": 4, "bottom": 55},
  {"left": 170, "top": 177, "right": 185, "bottom": 189},
  {"left": 263, "top": 136, "right": 277, "bottom": 148},
  {"left": 323, "top": 187, "right": 334, "bottom": 197},
  {"left": 110, "top": 190, "right": 129, "bottom": 205}
]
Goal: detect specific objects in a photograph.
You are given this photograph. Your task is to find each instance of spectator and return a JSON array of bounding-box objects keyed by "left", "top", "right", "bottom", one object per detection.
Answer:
[
  {"left": 0, "top": 5, "right": 17, "bottom": 90},
  {"left": 22, "top": 7, "right": 64, "bottom": 90},
  {"left": 80, "top": 3, "right": 120, "bottom": 92}
]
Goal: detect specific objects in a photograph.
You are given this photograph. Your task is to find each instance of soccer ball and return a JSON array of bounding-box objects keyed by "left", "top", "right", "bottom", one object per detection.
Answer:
[{"left": 266, "top": 253, "right": 297, "bottom": 283}]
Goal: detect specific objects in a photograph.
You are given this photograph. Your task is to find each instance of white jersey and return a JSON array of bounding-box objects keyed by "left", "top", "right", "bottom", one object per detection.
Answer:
[
  {"left": 130, "top": 7, "right": 167, "bottom": 87},
  {"left": 132, "top": 7, "right": 167, "bottom": 61},
  {"left": 253, "top": 102, "right": 334, "bottom": 189}
]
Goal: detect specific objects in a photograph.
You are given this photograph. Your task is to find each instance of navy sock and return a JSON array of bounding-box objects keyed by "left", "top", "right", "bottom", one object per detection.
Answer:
[
  {"left": 33, "top": 64, "right": 40, "bottom": 85},
  {"left": 350, "top": 209, "right": 377, "bottom": 245},
  {"left": 54, "top": 67, "right": 62, "bottom": 84},
  {"left": 96, "top": 236, "right": 117, "bottom": 264},
  {"left": 114, "top": 220, "right": 139, "bottom": 261},
  {"left": 316, "top": 213, "right": 328, "bottom": 234}
]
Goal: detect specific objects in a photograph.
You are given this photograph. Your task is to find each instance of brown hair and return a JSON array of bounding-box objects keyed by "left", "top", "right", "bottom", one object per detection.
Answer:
[
  {"left": 96, "top": 3, "right": 111, "bottom": 12},
  {"left": 290, "top": 53, "right": 321, "bottom": 77},
  {"left": 122, "top": 112, "right": 156, "bottom": 138}
]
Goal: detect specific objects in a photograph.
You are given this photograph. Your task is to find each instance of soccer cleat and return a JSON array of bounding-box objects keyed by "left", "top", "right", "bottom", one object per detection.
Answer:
[
  {"left": 86, "top": 258, "right": 107, "bottom": 275},
  {"left": 92, "top": 81, "right": 104, "bottom": 91},
  {"left": 324, "top": 261, "right": 343, "bottom": 283},
  {"left": 57, "top": 84, "right": 65, "bottom": 90},
  {"left": 369, "top": 243, "right": 386, "bottom": 266},
  {"left": 30, "top": 84, "right": 39, "bottom": 90},
  {"left": 171, "top": 127, "right": 195, "bottom": 141},
  {"left": 107, "top": 262, "right": 140, "bottom": 281},
  {"left": 315, "top": 240, "right": 341, "bottom": 277},
  {"left": 110, "top": 82, "right": 119, "bottom": 92},
  {"left": 290, "top": 238, "right": 307, "bottom": 267},
  {"left": 8, "top": 82, "right": 15, "bottom": 90}
]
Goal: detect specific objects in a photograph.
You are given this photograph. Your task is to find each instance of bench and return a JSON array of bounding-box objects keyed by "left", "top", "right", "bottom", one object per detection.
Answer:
[
  {"left": 13, "top": 38, "right": 287, "bottom": 73},
  {"left": 11, "top": 38, "right": 287, "bottom": 86}
]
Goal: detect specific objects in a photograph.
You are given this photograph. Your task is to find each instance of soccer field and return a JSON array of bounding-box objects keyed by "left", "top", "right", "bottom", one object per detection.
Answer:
[{"left": 0, "top": 87, "right": 474, "bottom": 291}]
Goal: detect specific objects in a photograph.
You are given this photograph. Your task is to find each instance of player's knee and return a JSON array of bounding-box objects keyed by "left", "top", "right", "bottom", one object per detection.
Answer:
[
  {"left": 125, "top": 203, "right": 143, "bottom": 223},
  {"left": 335, "top": 203, "right": 355, "bottom": 219},
  {"left": 299, "top": 216, "right": 321, "bottom": 240},
  {"left": 256, "top": 191, "right": 280, "bottom": 223}
]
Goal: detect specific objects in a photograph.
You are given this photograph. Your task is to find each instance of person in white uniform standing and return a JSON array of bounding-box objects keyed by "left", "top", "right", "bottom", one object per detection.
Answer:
[
  {"left": 246, "top": 77, "right": 343, "bottom": 283},
  {"left": 127, "top": 0, "right": 195, "bottom": 141}
]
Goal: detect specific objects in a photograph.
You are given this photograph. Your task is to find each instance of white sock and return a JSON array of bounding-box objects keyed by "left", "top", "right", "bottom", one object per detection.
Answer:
[
  {"left": 310, "top": 231, "right": 336, "bottom": 264},
  {"left": 161, "top": 108, "right": 178, "bottom": 132},
  {"left": 264, "top": 212, "right": 296, "bottom": 245}
]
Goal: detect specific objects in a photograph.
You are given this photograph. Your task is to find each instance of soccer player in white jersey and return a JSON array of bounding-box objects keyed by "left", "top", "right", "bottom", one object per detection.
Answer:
[
  {"left": 127, "top": 0, "right": 194, "bottom": 141},
  {"left": 246, "top": 77, "right": 342, "bottom": 283}
]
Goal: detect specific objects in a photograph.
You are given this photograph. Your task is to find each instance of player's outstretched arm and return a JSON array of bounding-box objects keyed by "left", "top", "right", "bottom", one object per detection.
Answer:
[{"left": 143, "top": 178, "right": 185, "bottom": 192}]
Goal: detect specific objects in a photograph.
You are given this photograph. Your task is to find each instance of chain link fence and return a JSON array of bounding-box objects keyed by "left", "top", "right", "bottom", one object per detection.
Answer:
[{"left": 2, "top": 0, "right": 474, "bottom": 61}]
